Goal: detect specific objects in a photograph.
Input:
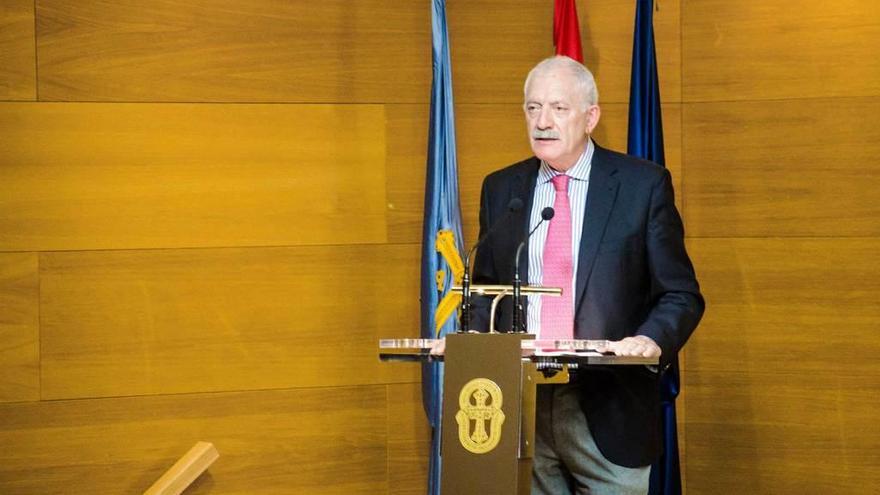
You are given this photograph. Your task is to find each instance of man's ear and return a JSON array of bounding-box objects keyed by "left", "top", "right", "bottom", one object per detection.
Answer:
[{"left": 586, "top": 105, "right": 601, "bottom": 134}]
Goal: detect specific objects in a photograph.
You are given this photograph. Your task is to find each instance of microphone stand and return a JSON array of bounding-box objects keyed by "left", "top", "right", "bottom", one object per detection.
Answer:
[
  {"left": 512, "top": 207, "right": 554, "bottom": 333},
  {"left": 459, "top": 198, "right": 524, "bottom": 332}
]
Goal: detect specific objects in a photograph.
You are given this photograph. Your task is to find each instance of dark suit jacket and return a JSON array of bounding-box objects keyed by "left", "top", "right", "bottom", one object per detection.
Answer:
[{"left": 470, "top": 144, "right": 704, "bottom": 468}]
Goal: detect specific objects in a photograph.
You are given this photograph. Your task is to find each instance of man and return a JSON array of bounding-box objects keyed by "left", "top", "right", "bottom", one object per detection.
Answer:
[{"left": 470, "top": 56, "right": 704, "bottom": 494}]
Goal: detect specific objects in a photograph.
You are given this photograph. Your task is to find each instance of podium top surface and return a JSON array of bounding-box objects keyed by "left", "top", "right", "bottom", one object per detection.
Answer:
[{"left": 378, "top": 337, "right": 658, "bottom": 366}]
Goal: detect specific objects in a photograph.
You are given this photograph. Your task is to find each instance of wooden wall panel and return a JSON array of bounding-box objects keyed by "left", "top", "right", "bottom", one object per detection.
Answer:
[
  {"left": 685, "top": 371, "right": 880, "bottom": 494},
  {"left": 40, "top": 245, "right": 420, "bottom": 400},
  {"left": 384, "top": 104, "right": 428, "bottom": 245},
  {"left": 35, "top": 0, "right": 680, "bottom": 105},
  {"left": 0, "top": 385, "right": 390, "bottom": 494},
  {"left": 682, "top": 1, "right": 880, "bottom": 492},
  {"left": 387, "top": 102, "right": 681, "bottom": 245},
  {"left": 446, "top": 0, "right": 679, "bottom": 105},
  {"left": 36, "top": 0, "right": 430, "bottom": 103},
  {"left": 0, "top": 253, "right": 39, "bottom": 403},
  {"left": 686, "top": 238, "right": 880, "bottom": 375},
  {"left": 579, "top": 0, "right": 680, "bottom": 104},
  {"left": 386, "top": 103, "right": 532, "bottom": 246},
  {"left": 683, "top": 97, "right": 880, "bottom": 237},
  {"left": 0, "top": 0, "right": 35, "bottom": 101},
  {"left": 0, "top": 103, "right": 387, "bottom": 251},
  {"left": 387, "top": 383, "right": 430, "bottom": 495},
  {"left": 685, "top": 237, "right": 880, "bottom": 493},
  {"left": 682, "top": 0, "right": 880, "bottom": 102}
]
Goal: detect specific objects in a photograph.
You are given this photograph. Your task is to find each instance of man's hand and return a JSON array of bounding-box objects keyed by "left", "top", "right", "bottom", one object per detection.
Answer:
[
  {"left": 429, "top": 338, "right": 446, "bottom": 355},
  {"left": 604, "top": 335, "right": 661, "bottom": 358}
]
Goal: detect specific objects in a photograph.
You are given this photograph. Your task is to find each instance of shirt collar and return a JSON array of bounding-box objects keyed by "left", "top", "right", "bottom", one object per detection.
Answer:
[{"left": 538, "top": 138, "right": 594, "bottom": 183}]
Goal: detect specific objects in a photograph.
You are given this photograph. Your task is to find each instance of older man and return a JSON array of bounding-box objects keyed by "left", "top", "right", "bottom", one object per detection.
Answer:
[{"left": 470, "top": 56, "right": 704, "bottom": 494}]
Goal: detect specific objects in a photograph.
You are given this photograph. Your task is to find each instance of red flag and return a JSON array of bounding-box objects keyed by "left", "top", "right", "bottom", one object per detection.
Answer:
[{"left": 554, "top": 0, "right": 584, "bottom": 62}]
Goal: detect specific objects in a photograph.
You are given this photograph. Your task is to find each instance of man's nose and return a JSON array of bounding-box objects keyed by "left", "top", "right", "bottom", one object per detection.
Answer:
[{"left": 536, "top": 106, "right": 553, "bottom": 129}]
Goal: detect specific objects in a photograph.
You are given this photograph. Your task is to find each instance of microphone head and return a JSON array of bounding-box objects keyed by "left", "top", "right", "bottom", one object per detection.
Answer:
[
  {"left": 541, "top": 207, "right": 555, "bottom": 221},
  {"left": 507, "top": 198, "right": 524, "bottom": 212}
]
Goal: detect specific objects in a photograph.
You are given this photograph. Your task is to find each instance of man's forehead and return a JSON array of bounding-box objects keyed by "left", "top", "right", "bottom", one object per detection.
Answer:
[{"left": 525, "top": 72, "right": 577, "bottom": 99}]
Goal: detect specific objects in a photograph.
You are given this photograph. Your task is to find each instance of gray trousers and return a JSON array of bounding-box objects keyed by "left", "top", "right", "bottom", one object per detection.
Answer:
[{"left": 532, "top": 384, "right": 650, "bottom": 495}]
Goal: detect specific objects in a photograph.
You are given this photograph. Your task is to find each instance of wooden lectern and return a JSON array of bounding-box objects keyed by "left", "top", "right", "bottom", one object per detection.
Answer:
[
  {"left": 379, "top": 333, "right": 656, "bottom": 495},
  {"left": 441, "top": 332, "right": 531, "bottom": 494}
]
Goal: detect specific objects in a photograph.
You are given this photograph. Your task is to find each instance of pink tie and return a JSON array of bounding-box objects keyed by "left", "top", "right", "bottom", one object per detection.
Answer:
[{"left": 540, "top": 174, "right": 574, "bottom": 339}]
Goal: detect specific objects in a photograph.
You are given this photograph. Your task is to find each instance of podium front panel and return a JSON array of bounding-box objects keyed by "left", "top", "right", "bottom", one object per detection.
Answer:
[{"left": 440, "top": 333, "right": 532, "bottom": 495}]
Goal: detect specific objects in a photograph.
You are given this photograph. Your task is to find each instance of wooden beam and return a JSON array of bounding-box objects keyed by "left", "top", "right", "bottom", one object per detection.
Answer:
[{"left": 144, "top": 441, "right": 219, "bottom": 495}]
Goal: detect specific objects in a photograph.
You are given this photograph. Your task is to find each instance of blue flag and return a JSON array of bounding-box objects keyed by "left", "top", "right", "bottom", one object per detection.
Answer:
[
  {"left": 420, "top": 1, "right": 464, "bottom": 493},
  {"left": 627, "top": 2, "right": 681, "bottom": 495},
  {"left": 627, "top": 0, "right": 665, "bottom": 165}
]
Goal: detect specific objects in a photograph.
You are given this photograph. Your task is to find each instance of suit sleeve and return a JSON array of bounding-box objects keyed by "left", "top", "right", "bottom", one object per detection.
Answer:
[{"left": 636, "top": 168, "right": 705, "bottom": 369}]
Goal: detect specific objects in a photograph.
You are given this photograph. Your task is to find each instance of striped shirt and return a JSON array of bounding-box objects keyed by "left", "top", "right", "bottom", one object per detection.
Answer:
[{"left": 526, "top": 139, "right": 594, "bottom": 336}]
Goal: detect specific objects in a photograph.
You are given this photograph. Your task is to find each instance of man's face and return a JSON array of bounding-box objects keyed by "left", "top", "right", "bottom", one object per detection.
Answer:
[{"left": 524, "top": 70, "right": 600, "bottom": 171}]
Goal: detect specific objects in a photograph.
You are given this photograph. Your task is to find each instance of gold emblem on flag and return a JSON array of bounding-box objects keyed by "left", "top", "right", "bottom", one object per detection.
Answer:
[
  {"left": 434, "top": 229, "right": 464, "bottom": 334},
  {"left": 455, "top": 378, "right": 505, "bottom": 454}
]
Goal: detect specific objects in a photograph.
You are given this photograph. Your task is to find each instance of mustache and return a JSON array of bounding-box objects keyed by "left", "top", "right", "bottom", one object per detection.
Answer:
[{"left": 532, "top": 129, "right": 560, "bottom": 139}]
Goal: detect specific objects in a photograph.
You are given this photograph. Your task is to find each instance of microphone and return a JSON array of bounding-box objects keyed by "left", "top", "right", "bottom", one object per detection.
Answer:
[
  {"left": 512, "top": 207, "right": 554, "bottom": 332},
  {"left": 460, "top": 197, "right": 524, "bottom": 332}
]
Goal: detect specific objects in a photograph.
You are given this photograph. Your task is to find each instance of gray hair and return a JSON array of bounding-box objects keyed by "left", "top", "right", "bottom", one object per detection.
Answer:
[{"left": 523, "top": 55, "right": 599, "bottom": 109}]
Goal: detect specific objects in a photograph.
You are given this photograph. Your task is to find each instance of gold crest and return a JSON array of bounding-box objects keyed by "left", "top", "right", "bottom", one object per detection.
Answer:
[{"left": 455, "top": 378, "right": 505, "bottom": 454}]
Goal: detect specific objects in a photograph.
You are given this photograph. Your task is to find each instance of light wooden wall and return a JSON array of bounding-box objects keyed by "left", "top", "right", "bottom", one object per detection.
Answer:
[
  {"left": 2, "top": 1, "right": 874, "bottom": 494},
  {"left": 681, "top": 1, "right": 880, "bottom": 494},
  {"left": 0, "top": 1, "right": 682, "bottom": 493}
]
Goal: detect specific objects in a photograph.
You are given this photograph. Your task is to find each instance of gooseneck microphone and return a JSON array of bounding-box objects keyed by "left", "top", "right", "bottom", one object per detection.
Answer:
[
  {"left": 460, "top": 197, "right": 524, "bottom": 332},
  {"left": 512, "top": 207, "right": 555, "bottom": 332}
]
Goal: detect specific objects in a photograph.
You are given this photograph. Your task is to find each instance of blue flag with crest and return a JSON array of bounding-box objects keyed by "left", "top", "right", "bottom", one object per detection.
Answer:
[{"left": 420, "top": 1, "right": 464, "bottom": 493}]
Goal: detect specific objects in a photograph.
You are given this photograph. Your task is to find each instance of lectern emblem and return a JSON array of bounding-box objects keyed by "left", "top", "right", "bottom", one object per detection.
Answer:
[{"left": 455, "top": 378, "right": 505, "bottom": 454}]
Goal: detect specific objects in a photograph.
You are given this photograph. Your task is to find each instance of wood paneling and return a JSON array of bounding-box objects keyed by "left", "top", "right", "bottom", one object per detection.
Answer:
[
  {"left": 36, "top": 0, "right": 429, "bottom": 103},
  {"left": 386, "top": 103, "right": 532, "bottom": 246},
  {"left": 580, "top": 0, "right": 681, "bottom": 104},
  {"left": 384, "top": 104, "right": 428, "bottom": 245},
  {"left": 0, "top": 1, "right": 35, "bottom": 101},
  {"left": 0, "top": 385, "right": 390, "bottom": 494},
  {"left": 387, "top": 102, "right": 681, "bottom": 245},
  {"left": 0, "top": 102, "right": 387, "bottom": 251},
  {"left": 686, "top": 238, "right": 880, "bottom": 375},
  {"left": 682, "top": 0, "right": 880, "bottom": 102},
  {"left": 40, "top": 244, "right": 420, "bottom": 400},
  {"left": 0, "top": 253, "right": 39, "bottom": 403},
  {"left": 682, "top": 2, "right": 880, "bottom": 493},
  {"left": 683, "top": 97, "right": 880, "bottom": 237},
  {"left": 35, "top": 0, "right": 680, "bottom": 105},
  {"left": 387, "top": 383, "right": 430, "bottom": 495},
  {"left": 685, "top": 370, "right": 880, "bottom": 494},
  {"left": 448, "top": 0, "right": 681, "bottom": 104}
]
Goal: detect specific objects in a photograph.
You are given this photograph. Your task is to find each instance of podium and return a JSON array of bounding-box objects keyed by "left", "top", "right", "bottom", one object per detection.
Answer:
[{"left": 379, "top": 334, "right": 657, "bottom": 494}]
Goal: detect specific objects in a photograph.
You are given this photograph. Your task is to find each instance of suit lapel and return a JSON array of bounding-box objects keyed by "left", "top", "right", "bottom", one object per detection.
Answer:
[{"left": 574, "top": 146, "right": 620, "bottom": 313}]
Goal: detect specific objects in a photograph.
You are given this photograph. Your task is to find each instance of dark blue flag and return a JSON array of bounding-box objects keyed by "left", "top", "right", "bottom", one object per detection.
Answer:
[
  {"left": 626, "top": 1, "right": 681, "bottom": 494},
  {"left": 420, "top": 1, "right": 464, "bottom": 493}
]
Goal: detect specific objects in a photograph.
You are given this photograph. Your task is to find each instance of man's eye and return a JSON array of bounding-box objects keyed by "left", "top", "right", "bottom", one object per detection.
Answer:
[{"left": 554, "top": 105, "right": 568, "bottom": 113}]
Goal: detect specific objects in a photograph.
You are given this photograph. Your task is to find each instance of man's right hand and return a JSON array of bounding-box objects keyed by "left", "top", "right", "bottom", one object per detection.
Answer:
[{"left": 429, "top": 338, "right": 446, "bottom": 355}]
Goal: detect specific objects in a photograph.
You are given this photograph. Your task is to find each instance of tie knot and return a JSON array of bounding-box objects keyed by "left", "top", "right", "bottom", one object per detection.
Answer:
[{"left": 551, "top": 174, "right": 570, "bottom": 192}]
